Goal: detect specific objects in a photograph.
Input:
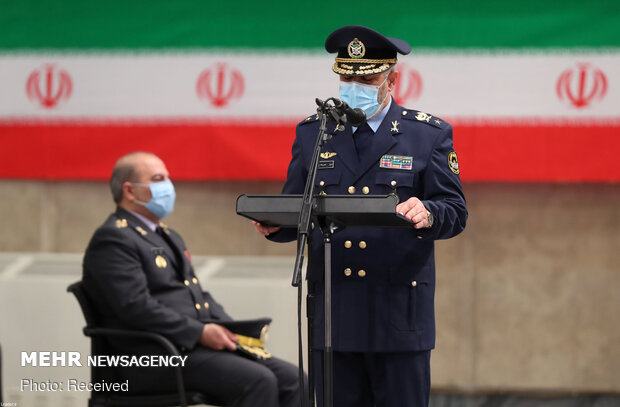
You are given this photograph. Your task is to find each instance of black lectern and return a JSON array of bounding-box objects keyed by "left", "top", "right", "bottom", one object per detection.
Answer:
[
  {"left": 236, "top": 193, "right": 413, "bottom": 407},
  {"left": 236, "top": 194, "right": 414, "bottom": 228}
]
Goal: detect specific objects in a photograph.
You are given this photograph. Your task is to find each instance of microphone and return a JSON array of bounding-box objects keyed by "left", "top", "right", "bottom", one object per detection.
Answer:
[{"left": 332, "top": 98, "right": 366, "bottom": 127}]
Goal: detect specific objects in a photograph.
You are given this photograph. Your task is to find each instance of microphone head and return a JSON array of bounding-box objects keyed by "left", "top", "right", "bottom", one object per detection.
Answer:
[
  {"left": 331, "top": 97, "right": 345, "bottom": 108},
  {"left": 348, "top": 108, "right": 367, "bottom": 127}
]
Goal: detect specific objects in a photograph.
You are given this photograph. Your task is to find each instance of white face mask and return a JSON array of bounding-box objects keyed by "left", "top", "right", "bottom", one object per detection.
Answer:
[{"left": 339, "top": 74, "right": 389, "bottom": 118}]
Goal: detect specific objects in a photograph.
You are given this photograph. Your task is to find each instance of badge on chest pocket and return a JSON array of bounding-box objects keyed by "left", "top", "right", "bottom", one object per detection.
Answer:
[
  {"left": 155, "top": 255, "right": 168, "bottom": 268},
  {"left": 151, "top": 247, "right": 168, "bottom": 269}
]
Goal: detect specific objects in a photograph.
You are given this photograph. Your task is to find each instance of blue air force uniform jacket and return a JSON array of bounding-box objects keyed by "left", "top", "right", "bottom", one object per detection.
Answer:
[
  {"left": 83, "top": 207, "right": 232, "bottom": 353},
  {"left": 269, "top": 99, "right": 467, "bottom": 353}
]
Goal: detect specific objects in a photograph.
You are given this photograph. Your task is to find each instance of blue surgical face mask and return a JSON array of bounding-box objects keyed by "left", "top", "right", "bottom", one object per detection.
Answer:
[
  {"left": 339, "top": 74, "right": 390, "bottom": 119},
  {"left": 133, "top": 179, "right": 176, "bottom": 219}
]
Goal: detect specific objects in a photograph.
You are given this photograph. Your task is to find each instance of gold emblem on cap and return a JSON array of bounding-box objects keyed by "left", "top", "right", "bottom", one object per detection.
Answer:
[
  {"left": 415, "top": 112, "right": 432, "bottom": 123},
  {"left": 347, "top": 38, "right": 366, "bottom": 59},
  {"left": 391, "top": 121, "right": 400, "bottom": 132},
  {"left": 320, "top": 152, "right": 337, "bottom": 159},
  {"left": 115, "top": 219, "right": 128, "bottom": 228},
  {"left": 135, "top": 226, "right": 147, "bottom": 236},
  {"left": 155, "top": 255, "right": 167, "bottom": 268},
  {"left": 448, "top": 151, "right": 460, "bottom": 175}
]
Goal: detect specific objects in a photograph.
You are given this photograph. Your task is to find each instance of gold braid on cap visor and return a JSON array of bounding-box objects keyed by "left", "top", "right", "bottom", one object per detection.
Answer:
[{"left": 333, "top": 62, "right": 393, "bottom": 75}]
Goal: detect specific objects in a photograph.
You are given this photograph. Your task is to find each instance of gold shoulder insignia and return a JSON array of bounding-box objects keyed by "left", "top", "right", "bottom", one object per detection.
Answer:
[
  {"left": 115, "top": 219, "right": 128, "bottom": 228},
  {"left": 300, "top": 113, "right": 319, "bottom": 125},
  {"left": 415, "top": 112, "right": 432, "bottom": 122},
  {"left": 402, "top": 110, "right": 445, "bottom": 129}
]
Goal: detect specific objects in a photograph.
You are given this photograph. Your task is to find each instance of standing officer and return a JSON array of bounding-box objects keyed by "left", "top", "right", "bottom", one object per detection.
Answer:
[
  {"left": 254, "top": 26, "right": 467, "bottom": 407},
  {"left": 83, "top": 151, "right": 301, "bottom": 407}
]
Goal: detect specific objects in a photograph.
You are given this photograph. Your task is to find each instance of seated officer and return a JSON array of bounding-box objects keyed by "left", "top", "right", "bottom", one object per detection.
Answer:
[{"left": 82, "top": 151, "right": 301, "bottom": 407}]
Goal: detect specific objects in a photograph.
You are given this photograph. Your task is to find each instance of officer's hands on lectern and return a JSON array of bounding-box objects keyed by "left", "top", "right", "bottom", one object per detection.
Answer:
[
  {"left": 252, "top": 220, "right": 281, "bottom": 236},
  {"left": 396, "top": 197, "right": 431, "bottom": 229},
  {"left": 199, "top": 323, "right": 239, "bottom": 351}
]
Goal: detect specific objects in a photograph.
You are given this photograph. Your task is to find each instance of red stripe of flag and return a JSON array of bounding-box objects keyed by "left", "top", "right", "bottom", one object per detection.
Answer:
[{"left": 0, "top": 121, "right": 618, "bottom": 182}]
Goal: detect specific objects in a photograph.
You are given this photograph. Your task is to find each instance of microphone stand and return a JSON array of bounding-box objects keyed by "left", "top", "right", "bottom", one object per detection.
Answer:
[
  {"left": 292, "top": 99, "right": 345, "bottom": 288},
  {"left": 292, "top": 98, "right": 348, "bottom": 407}
]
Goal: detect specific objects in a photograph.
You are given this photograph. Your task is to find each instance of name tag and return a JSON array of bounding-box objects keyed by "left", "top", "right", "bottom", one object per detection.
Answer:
[
  {"left": 319, "top": 160, "right": 335, "bottom": 169},
  {"left": 151, "top": 247, "right": 165, "bottom": 255},
  {"left": 380, "top": 155, "right": 413, "bottom": 170}
]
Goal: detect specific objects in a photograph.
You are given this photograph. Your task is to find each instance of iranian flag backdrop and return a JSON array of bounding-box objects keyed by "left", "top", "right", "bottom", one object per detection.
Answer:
[{"left": 1, "top": 1, "right": 619, "bottom": 182}]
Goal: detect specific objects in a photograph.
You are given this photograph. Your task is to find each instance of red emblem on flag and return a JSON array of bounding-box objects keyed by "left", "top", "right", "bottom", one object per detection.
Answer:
[
  {"left": 196, "top": 63, "right": 244, "bottom": 108},
  {"left": 556, "top": 63, "right": 607, "bottom": 108},
  {"left": 393, "top": 63, "right": 423, "bottom": 105},
  {"left": 26, "top": 64, "right": 73, "bottom": 108}
]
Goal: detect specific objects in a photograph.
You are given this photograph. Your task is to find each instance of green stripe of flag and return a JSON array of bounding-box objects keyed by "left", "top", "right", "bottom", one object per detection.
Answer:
[{"left": 1, "top": 0, "right": 620, "bottom": 50}]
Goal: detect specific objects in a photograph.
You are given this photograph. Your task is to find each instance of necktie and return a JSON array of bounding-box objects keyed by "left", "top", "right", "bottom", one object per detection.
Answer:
[{"left": 353, "top": 123, "right": 374, "bottom": 159}]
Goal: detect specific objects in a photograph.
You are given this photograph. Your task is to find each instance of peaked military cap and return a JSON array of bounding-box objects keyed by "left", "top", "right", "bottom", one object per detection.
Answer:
[
  {"left": 219, "top": 318, "right": 273, "bottom": 360},
  {"left": 325, "top": 25, "right": 411, "bottom": 76}
]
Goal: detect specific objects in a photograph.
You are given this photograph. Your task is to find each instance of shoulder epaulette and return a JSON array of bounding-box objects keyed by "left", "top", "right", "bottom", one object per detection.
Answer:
[
  {"left": 115, "top": 219, "right": 128, "bottom": 228},
  {"left": 298, "top": 113, "right": 319, "bottom": 126},
  {"left": 400, "top": 109, "right": 446, "bottom": 129}
]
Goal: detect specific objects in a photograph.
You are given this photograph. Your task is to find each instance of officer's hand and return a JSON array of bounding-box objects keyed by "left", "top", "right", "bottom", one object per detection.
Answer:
[
  {"left": 199, "top": 323, "right": 238, "bottom": 351},
  {"left": 252, "top": 220, "right": 280, "bottom": 236},
  {"left": 396, "top": 197, "right": 430, "bottom": 229}
]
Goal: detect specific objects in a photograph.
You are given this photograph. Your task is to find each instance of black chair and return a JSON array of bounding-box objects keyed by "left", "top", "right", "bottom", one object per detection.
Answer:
[{"left": 68, "top": 281, "right": 224, "bottom": 407}]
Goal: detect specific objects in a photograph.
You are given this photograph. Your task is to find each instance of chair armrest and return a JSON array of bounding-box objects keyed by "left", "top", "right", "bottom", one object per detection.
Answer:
[{"left": 83, "top": 327, "right": 181, "bottom": 356}]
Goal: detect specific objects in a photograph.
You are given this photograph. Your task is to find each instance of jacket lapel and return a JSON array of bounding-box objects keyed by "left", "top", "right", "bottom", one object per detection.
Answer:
[
  {"left": 115, "top": 208, "right": 180, "bottom": 271},
  {"left": 324, "top": 123, "right": 357, "bottom": 174},
  {"left": 163, "top": 229, "right": 192, "bottom": 276}
]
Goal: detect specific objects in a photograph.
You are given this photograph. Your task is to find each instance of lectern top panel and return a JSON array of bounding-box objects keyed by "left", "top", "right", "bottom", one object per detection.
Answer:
[{"left": 236, "top": 194, "right": 413, "bottom": 228}]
